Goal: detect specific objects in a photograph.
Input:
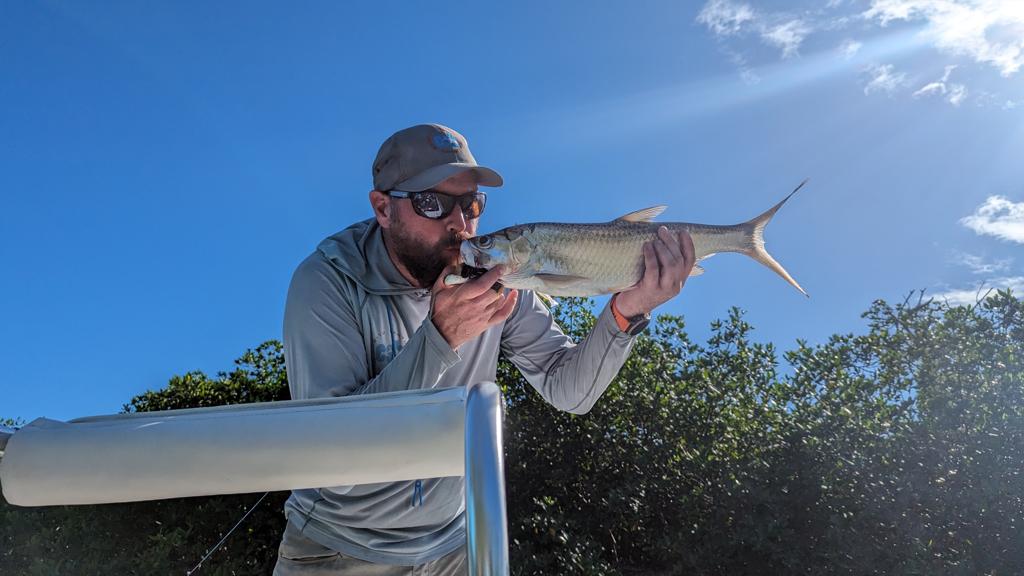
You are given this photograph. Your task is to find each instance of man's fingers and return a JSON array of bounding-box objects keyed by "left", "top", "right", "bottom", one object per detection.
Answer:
[
  {"left": 641, "top": 242, "right": 658, "bottom": 287},
  {"left": 655, "top": 229, "right": 681, "bottom": 269},
  {"left": 652, "top": 233, "right": 676, "bottom": 266},
  {"left": 661, "top": 228, "right": 689, "bottom": 285},
  {"left": 476, "top": 286, "right": 505, "bottom": 307},
  {"left": 488, "top": 289, "right": 518, "bottom": 323},
  {"left": 480, "top": 289, "right": 506, "bottom": 315},
  {"left": 652, "top": 237, "right": 678, "bottom": 289},
  {"left": 658, "top": 226, "right": 684, "bottom": 262},
  {"left": 680, "top": 231, "right": 695, "bottom": 272}
]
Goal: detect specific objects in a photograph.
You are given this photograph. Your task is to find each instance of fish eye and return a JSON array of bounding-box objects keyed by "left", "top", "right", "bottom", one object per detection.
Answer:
[{"left": 477, "top": 235, "right": 493, "bottom": 248}]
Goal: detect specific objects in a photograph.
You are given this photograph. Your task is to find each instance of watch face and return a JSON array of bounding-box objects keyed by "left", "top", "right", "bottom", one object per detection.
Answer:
[{"left": 626, "top": 317, "right": 650, "bottom": 336}]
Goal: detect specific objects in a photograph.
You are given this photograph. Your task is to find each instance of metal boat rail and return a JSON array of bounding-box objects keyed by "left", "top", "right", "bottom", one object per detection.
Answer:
[{"left": 0, "top": 382, "right": 509, "bottom": 575}]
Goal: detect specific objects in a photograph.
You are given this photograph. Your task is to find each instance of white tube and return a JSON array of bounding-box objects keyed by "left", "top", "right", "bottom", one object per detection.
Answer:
[
  {"left": 465, "top": 382, "right": 510, "bottom": 576},
  {"left": 0, "top": 388, "right": 466, "bottom": 506}
]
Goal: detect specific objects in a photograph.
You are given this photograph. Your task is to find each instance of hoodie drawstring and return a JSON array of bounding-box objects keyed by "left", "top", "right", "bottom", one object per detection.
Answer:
[
  {"left": 385, "top": 304, "right": 400, "bottom": 360},
  {"left": 411, "top": 479, "right": 423, "bottom": 507}
]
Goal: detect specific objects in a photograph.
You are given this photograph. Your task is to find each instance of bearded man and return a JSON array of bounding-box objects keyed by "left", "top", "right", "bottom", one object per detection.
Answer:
[{"left": 274, "top": 124, "right": 695, "bottom": 575}]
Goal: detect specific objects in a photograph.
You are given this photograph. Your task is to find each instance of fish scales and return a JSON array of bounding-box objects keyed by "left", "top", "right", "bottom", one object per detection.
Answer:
[{"left": 523, "top": 222, "right": 750, "bottom": 295}]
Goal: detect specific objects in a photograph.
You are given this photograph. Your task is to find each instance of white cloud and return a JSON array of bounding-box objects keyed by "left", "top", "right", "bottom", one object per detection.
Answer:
[
  {"left": 700, "top": 0, "right": 1024, "bottom": 107},
  {"left": 696, "top": 2, "right": 811, "bottom": 59},
  {"left": 865, "top": 0, "right": 926, "bottom": 25},
  {"left": 698, "top": 0, "right": 756, "bottom": 36},
  {"left": 864, "top": 0, "right": 1024, "bottom": 77},
  {"left": 970, "top": 89, "right": 1023, "bottom": 108},
  {"left": 720, "top": 46, "right": 761, "bottom": 84},
  {"left": 932, "top": 276, "right": 1024, "bottom": 305},
  {"left": 948, "top": 83, "right": 968, "bottom": 104},
  {"left": 960, "top": 195, "right": 1024, "bottom": 243},
  {"left": 940, "top": 63, "right": 957, "bottom": 82},
  {"left": 863, "top": 63, "right": 908, "bottom": 94},
  {"left": 695, "top": 0, "right": 1022, "bottom": 111},
  {"left": 822, "top": 15, "right": 855, "bottom": 31},
  {"left": 950, "top": 250, "right": 1013, "bottom": 274},
  {"left": 839, "top": 39, "right": 863, "bottom": 58},
  {"left": 762, "top": 19, "right": 812, "bottom": 58},
  {"left": 914, "top": 81, "right": 946, "bottom": 97},
  {"left": 912, "top": 64, "right": 969, "bottom": 105},
  {"left": 1000, "top": 97, "right": 1024, "bottom": 109},
  {"left": 740, "top": 68, "right": 761, "bottom": 84}
]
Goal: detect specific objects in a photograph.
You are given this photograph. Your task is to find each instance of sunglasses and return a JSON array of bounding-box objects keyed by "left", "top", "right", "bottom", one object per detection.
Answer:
[{"left": 387, "top": 189, "right": 487, "bottom": 220}]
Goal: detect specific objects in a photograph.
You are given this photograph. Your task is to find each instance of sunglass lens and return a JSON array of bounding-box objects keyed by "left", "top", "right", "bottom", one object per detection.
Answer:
[
  {"left": 413, "top": 193, "right": 445, "bottom": 218},
  {"left": 408, "top": 191, "right": 486, "bottom": 219},
  {"left": 464, "top": 193, "right": 486, "bottom": 219}
]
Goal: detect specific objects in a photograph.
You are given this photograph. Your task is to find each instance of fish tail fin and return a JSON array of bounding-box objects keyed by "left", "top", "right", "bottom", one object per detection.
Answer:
[{"left": 740, "top": 179, "right": 809, "bottom": 297}]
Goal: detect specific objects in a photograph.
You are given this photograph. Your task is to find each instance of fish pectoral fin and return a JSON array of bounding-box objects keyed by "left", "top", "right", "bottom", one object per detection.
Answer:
[
  {"left": 500, "top": 268, "right": 533, "bottom": 282},
  {"left": 690, "top": 265, "right": 705, "bottom": 277},
  {"left": 534, "top": 273, "right": 590, "bottom": 288},
  {"left": 614, "top": 205, "right": 667, "bottom": 223}
]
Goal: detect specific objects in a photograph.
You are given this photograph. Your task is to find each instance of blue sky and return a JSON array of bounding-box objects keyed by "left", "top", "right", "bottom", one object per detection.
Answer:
[{"left": 2, "top": 0, "right": 1023, "bottom": 422}]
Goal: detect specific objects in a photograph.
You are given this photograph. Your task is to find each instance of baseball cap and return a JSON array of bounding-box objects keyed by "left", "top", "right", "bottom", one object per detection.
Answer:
[{"left": 372, "top": 124, "right": 503, "bottom": 192}]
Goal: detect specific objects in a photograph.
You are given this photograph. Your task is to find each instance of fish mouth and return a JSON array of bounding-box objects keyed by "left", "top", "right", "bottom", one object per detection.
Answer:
[
  {"left": 460, "top": 263, "right": 490, "bottom": 280},
  {"left": 458, "top": 241, "right": 503, "bottom": 289},
  {"left": 460, "top": 241, "right": 483, "bottom": 268}
]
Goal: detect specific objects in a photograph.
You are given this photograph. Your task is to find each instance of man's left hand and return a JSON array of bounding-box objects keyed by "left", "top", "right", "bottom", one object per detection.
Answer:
[{"left": 614, "top": 227, "right": 696, "bottom": 318}]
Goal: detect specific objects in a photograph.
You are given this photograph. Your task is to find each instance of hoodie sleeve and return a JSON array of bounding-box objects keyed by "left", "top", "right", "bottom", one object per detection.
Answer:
[
  {"left": 499, "top": 291, "right": 636, "bottom": 415},
  {"left": 283, "top": 254, "right": 461, "bottom": 400}
]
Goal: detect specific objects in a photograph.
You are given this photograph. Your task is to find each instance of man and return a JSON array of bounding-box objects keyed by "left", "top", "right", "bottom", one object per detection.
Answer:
[{"left": 274, "top": 124, "right": 695, "bottom": 575}]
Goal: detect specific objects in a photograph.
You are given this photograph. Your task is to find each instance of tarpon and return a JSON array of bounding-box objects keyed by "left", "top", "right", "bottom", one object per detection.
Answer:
[{"left": 447, "top": 180, "right": 809, "bottom": 298}]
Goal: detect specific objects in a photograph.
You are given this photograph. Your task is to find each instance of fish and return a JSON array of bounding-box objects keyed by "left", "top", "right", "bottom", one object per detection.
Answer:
[{"left": 445, "top": 180, "right": 809, "bottom": 298}]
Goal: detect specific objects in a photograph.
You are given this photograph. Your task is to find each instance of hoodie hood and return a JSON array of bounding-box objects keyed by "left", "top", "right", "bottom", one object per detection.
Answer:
[{"left": 317, "top": 218, "right": 424, "bottom": 296}]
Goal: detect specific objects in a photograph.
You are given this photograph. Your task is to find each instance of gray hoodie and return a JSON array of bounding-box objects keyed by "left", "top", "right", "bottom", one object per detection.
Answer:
[{"left": 282, "top": 218, "right": 636, "bottom": 566}]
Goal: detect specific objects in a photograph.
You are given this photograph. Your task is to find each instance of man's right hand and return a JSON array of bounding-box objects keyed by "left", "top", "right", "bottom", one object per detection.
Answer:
[{"left": 431, "top": 265, "right": 519, "bottom": 350}]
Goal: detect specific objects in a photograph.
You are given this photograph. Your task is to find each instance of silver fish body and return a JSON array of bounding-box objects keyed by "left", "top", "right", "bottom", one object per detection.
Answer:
[{"left": 456, "top": 181, "right": 809, "bottom": 298}]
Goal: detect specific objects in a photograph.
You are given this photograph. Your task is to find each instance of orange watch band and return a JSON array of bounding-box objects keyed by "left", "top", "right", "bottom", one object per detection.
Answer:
[{"left": 611, "top": 294, "right": 631, "bottom": 333}]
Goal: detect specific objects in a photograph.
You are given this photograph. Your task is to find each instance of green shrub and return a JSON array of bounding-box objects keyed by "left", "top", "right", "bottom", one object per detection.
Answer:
[{"left": 3, "top": 293, "right": 1023, "bottom": 575}]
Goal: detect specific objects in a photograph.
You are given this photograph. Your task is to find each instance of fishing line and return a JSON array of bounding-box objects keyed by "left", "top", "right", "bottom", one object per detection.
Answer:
[{"left": 185, "top": 490, "right": 270, "bottom": 575}]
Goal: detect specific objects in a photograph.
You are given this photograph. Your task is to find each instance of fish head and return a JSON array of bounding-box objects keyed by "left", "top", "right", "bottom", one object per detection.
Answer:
[{"left": 461, "top": 226, "right": 533, "bottom": 274}]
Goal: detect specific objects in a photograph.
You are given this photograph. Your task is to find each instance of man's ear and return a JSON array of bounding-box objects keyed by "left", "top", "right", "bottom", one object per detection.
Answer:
[{"left": 370, "top": 190, "right": 391, "bottom": 229}]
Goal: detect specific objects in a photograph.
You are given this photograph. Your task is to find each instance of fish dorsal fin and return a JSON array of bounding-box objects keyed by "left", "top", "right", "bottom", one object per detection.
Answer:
[{"left": 615, "top": 205, "right": 667, "bottom": 223}]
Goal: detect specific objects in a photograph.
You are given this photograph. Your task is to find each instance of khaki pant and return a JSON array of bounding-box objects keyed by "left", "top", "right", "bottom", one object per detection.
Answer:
[{"left": 273, "top": 520, "right": 467, "bottom": 576}]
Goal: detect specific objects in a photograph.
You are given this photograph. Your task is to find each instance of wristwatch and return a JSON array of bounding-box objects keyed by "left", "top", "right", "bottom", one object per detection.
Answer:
[
  {"left": 624, "top": 311, "right": 651, "bottom": 336},
  {"left": 611, "top": 295, "right": 651, "bottom": 336}
]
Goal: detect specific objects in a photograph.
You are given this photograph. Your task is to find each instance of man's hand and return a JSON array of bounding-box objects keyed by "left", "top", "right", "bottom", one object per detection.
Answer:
[
  {"left": 432, "top": 265, "right": 519, "bottom": 350},
  {"left": 615, "top": 227, "right": 696, "bottom": 318}
]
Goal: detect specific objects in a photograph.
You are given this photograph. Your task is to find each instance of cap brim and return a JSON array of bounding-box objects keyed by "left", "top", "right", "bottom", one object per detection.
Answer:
[{"left": 395, "top": 163, "right": 503, "bottom": 192}]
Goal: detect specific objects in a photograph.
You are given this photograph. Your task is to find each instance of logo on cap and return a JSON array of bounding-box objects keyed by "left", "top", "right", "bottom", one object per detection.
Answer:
[{"left": 432, "top": 131, "right": 461, "bottom": 151}]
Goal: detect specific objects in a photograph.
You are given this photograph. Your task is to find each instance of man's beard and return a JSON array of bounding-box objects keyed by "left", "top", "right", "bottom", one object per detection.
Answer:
[{"left": 386, "top": 219, "right": 465, "bottom": 288}]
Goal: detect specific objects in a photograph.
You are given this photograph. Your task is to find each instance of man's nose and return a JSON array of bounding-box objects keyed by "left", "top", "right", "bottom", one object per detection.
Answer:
[{"left": 445, "top": 207, "right": 468, "bottom": 234}]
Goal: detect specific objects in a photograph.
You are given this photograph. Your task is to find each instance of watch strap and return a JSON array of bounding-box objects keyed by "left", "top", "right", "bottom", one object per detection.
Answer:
[{"left": 611, "top": 295, "right": 650, "bottom": 336}]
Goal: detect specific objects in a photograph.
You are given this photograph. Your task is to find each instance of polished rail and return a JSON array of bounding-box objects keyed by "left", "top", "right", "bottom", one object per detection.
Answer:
[{"left": 465, "top": 382, "right": 510, "bottom": 576}]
